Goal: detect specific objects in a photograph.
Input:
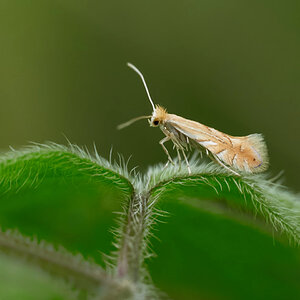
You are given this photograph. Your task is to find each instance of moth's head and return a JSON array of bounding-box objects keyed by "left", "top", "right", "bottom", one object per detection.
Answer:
[{"left": 149, "top": 105, "right": 167, "bottom": 127}]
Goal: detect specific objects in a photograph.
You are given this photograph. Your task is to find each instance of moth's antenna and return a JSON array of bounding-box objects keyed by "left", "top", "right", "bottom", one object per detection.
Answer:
[
  {"left": 127, "top": 62, "right": 156, "bottom": 111},
  {"left": 117, "top": 115, "right": 151, "bottom": 130}
]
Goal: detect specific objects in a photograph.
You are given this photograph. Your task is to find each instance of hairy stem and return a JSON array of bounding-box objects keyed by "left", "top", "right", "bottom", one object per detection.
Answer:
[
  {"left": 0, "top": 230, "right": 110, "bottom": 291},
  {"left": 117, "top": 191, "right": 149, "bottom": 282}
]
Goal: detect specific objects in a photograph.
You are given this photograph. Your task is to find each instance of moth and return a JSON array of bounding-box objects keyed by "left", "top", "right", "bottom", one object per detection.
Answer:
[{"left": 118, "top": 63, "right": 269, "bottom": 176}]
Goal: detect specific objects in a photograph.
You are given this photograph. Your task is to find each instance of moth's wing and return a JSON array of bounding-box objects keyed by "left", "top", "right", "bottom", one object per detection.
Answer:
[
  {"left": 166, "top": 115, "right": 231, "bottom": 150},
  {"left": 166, "top": 115, "right": 233, "bottom": 158},
  {"left": 231, "top": 134, "right": 269, "bottom": 172},
  {"left": 166, "top": 115, "right": 268, "bottom": 173}
]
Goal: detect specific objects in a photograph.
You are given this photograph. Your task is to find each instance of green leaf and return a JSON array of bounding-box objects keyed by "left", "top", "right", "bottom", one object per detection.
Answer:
[
  {"left": 0, "top": 143, "right": 133, "bottom": 268},
  {"left": 144, "top": 166, "right": 300, "bottom": 300},
  {"left": 0, "top": 144, "right": 299, "bottom": 300}
]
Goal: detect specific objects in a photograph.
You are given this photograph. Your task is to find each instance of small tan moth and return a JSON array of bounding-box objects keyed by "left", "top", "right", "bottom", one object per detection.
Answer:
[{"left": 118, "top": 63, "right": 269, "bottom": 176}]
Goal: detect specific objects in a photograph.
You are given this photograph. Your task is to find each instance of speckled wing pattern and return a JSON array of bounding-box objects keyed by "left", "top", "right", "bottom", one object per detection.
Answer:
[{"left": 166, "top": 114, "right": 269, "bottom": 173}]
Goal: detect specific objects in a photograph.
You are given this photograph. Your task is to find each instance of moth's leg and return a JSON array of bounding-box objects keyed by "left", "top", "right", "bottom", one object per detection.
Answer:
[
  {"left": 159, "top": 136, "right": 175, "bottom": 165},
  {"left": 163, "top": 160, "right": 169, "bottom": 170},
  {"left": 198, "top": 148, "right": 203, "bottom": 159},
  {"left": 168, "top": 133, "right": 185, "bottom": 170},
  {"left": 181, "top": 149, "right": 191, "bottom": 174},
  {"left": 176, "top": 147, "right": 182, "bottom": 168},
  {"left": 213, "top": 155, "right": 240, "bottom": 176}
]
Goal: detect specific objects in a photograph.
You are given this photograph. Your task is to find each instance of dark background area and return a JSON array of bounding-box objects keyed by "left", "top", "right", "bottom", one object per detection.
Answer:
[{"left": 0, "top": 0, "right": 299, "bottom": 190}]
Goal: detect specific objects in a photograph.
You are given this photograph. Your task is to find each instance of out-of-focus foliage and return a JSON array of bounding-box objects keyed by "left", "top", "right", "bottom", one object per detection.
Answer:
[
  {"left": 0, "top": 253, "right": 75, "bottom": 300},
  {"left": 0, "top": 0, "right": 299, "bottom": 189}
]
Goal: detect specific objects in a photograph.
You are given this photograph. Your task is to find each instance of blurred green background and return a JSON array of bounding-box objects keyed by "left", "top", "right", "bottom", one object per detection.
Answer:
[{"left": 0, "top": 0, "right": 299, "bottom": 190}]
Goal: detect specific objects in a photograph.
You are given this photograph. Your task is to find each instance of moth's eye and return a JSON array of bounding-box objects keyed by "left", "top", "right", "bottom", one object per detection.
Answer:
[{"left": 153, "top": 120, "right": 159, "bottom": 126}]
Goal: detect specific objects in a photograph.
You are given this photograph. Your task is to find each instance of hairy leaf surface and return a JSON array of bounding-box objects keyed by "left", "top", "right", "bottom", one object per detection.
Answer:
[{"left": 0, "top": 145, "right": 299, "bottom": 300}]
